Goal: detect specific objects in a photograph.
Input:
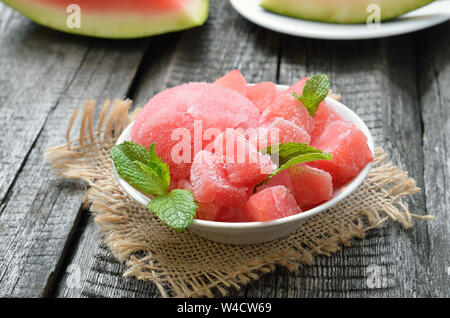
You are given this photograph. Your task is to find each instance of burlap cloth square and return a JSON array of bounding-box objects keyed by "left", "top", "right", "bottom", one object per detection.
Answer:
[{"left": 45, "top": 99, "right": 433, "bottom": 298}]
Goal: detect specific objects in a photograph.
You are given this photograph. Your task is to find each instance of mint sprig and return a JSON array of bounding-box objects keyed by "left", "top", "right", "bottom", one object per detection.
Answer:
[
  {"left": 148, "top": 189, "right": 198, "bottom": 233},
  {"left": 293, "top": 74, "right": 330, "bottom": 117},
  {"left": 257, "top": 142, "right": 332, "bottom": 187},
  {"left": 111, "top": 141, "right": 197, "bottom": 232}
]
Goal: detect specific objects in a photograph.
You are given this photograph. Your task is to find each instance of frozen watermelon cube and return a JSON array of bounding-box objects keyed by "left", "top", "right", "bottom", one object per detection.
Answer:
[
  {"left": 261, "top": 91, "right": 315, "bottom": 135},
  {"left": 288, "top": 164, "right": 333, "bottom": 209},
  {"left": 245, "top": 186, "right": 301, "bottom": 222},
  {"left": 286, "top": 77, "right": 309, "bottom": 95},
  {"left": 309, "top": 120, "right": 373, "bottom": 187},
  {"left": 256, "top": 169, "right": 294, "bottom": 193},
  {"left": 246, "top": 82, "right": 278, "bottom": 113},
  {"left": 214, "top": 70, "right": 247, "bottom": 96},
  {"left": 250, "top": 117, "right": 311, "bottom": 150},
  {"left": 190, "top": 150, "right": 249, "bottom": 207},
  {"left": 310, "top": 101, "right": 343, "bottom": 143},
  {"left": 206, "top": 129, "right": 274, "bottom": 186},
  {"left": 196, "top": 202, "right": 222, "bottom": 221}
]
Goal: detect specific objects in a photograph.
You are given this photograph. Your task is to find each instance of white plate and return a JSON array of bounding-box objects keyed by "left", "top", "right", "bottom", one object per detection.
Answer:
[
  {"left": 230, "top": 0, "right": 450, "bottom": 40},
  {"left": 113, "top": 85, "right": 374, "bottom": 244}
]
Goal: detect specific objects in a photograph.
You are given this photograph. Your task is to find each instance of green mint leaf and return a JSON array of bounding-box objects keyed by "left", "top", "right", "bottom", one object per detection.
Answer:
[
  {"left": 111, "top": 141, "right": 170, "bottom": 197},
  {"left": 258, "top": 142, "right": 332, "bottom": 186},
  {"left": 148, "top": 189, "right": 198, "bottom": 232},
  {"left": 293, "top": 74, "right": 330, "bottom": 117}
]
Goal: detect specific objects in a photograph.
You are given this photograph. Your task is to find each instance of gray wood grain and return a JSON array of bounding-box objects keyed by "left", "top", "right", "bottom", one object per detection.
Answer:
[
  {"left": 417, "top": 23, "right": 450, "bottom": 298},
  {"left": 0, "top": 2, "right": 147, "bottom": 296}
]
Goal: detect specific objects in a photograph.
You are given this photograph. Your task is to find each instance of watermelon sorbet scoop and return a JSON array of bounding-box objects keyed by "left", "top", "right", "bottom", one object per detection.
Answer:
[{"left": 130, "top": 70, "right": 373, "bottom": 223}]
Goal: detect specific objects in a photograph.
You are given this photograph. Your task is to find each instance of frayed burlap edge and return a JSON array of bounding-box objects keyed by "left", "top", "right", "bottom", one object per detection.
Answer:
[{"left": 45, "top": 99, "right": 433, "bottom": 298}]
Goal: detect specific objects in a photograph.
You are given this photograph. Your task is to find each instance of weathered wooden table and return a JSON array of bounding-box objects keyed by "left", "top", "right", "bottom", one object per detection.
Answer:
[{"left": 0, "top": 0, "right": 449, "bottom": 298}]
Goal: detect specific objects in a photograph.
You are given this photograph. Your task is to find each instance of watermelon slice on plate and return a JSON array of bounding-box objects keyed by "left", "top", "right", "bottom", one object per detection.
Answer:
[{"left": 2, "top": 0, "right": 209, "bottom": 38}]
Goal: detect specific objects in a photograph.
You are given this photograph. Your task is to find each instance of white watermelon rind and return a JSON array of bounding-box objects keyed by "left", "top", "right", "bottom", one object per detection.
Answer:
[
  {"left": 260, "top": 0, "right": 435, "bottom": 24},
  {"left": 1, "top": 0, "right": 209, "bottom": 38}
]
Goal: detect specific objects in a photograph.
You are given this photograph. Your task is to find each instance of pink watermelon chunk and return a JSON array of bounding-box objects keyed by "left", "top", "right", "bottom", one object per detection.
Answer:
[
  {"left": 261, "top": 90, "right": 315, "bottom": 135},
  {"left": 206, "top": 129, "right": 274, "bottom": 185},
  {"left": 250, "top": 117, "right": 311, "bottom": 150},
  {"left": 190, "top": 150, "right": 249, "bottom": 207},
  {"left": 256, "top": 169, "right": 294, "bottom": 193},
  {"left": 286, "top": 77, "right": 309, "bottom": 95},
  {"left": 131, "top": 82, "right": 260, "bottom": 181},
  {"left": 246, "top": 82, "right": 278, "bottom": 113},
  {"left": 288, "top": 164, "right": 333, "bottom": 209},
  {"left": 216, "top": 206, "right": 251, "bottom": 222},
  {"left": 309, "top": 120, "right": 373, "bottom": 187},
  {"left": 214, "top": 70, "right": 248, "bottom": 96},
  {"left": 196, "top": 202, "right": 222, "bottom": 221},
  {"left": 245, "top": 186, "right": 302, "bottom": 222},
  {"left": 3, "top": 0, "right": 209, "bottom": 39},
  {"left": 310, "top": 101, "right": 343, "bottom": 143}
]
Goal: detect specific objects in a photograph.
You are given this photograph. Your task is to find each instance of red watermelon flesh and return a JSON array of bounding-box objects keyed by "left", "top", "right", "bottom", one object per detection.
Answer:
[
  {"left": 4, "top": 0, "right": 209, "bottom": 39},
  {"left": 261, "top": 91, "right": 315, "bottom": 135},
  {"left": 246, "top": 82, "right": 278, "bottom": 113},
  {"left": 286, "top": 77, "right": 309, "bottom": 95},
  {"left": 288, "top": 164, "right": 333, "bottom": 208},
  {"left": 206, "top": 129, "right": 274, "bottom": 186},
  {"left": 190, "top": 150, "right": 249, "bottom": 207},
  {"left": 196, "top": 202, "right": 222, "bottom": 221},
  {"left": 245, "top": 186, "right": 302, "bottom": 222},
  {"left": 214, "top": 70, "right": 248, "bottom": 97},
  {"left": 256, "top": 169, "right": 294, "bottom": 193},
  {"left": 131, "top": 82, "right": 260, "bottom": 181},
  {"left": 310, "top": 101, "right": 343, "bottom": 143},
  {"left": 309, "top": 120, "right": 373, "bottom": 187},
  {"left": 250, "top": 117, "right": 311, "bottom": 150}
]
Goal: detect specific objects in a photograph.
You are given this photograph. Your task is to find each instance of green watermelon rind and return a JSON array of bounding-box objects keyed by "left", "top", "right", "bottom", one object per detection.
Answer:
[
  {"left": 260, "top": 0, "right": 435, "bottom": 24},
  {"left": 1, "top": 0, "right": 209, "bottom": 39}
]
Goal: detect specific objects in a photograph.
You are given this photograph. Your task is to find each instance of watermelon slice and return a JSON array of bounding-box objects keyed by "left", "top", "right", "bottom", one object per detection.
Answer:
[
  {"left": 288, "top": 164, "right": 333, "bottom": 208},
  {"left": 214, "top": 70, "right": 248, "bottom": 97},
  {"left": 3, "top": 0, "right": 209, "bottom": 38},
  {"left": 245, "top": 186, "right": 301, "bottom": 222},
  {"left": 196, "top": 202, "right": 221, "bottom": 221},
  {"left": 260, "top": 0, "right": 434, "bottom": 24},
  {"left": 309, "top": 120, "right": 373, "bottom": 187}
]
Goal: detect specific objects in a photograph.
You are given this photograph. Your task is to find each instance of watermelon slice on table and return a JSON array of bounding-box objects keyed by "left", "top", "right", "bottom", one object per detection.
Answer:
[
  {"left": 309, "top": 120, "right": 373, "bottom": 188},
  {"left": 214, "top": 70, "right": 248, "bottom": 97},
  {"left": 288, "top": 164, "right": 333, "bottom": 209},
  {"left": 3, "top": 0, "right": 209, "bottom": 38},
  {"left": 245, "top": 186, "right": 302, "bottom": 222}
]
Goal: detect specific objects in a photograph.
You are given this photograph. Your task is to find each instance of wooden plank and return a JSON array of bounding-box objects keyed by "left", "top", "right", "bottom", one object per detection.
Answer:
[
  {"left": 0, "top": 3, "right": 91, "bottom": 202},
  {"left": 0, "top": 6, "right": 148, "bottom": 295},
  {"left": 253, "top": 35, "right": 431, "bottom": 298},
  {"left": 417, "top": 22, "right": 450, "bottom": 298},
  {"left": 54, "top": 0, "right": 281, "bottom": 298}
]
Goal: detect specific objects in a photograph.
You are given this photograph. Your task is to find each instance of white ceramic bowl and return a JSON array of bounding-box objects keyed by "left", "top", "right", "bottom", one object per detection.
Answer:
[{"left": 113, "top": 85, "right": 374, "bottom": 245}]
